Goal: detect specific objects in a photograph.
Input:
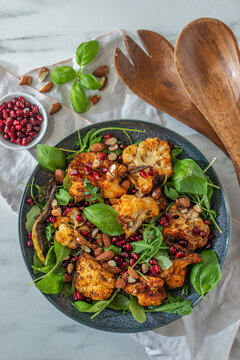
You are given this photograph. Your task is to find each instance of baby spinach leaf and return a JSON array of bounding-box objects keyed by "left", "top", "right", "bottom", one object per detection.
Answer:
[
  {"left": 154, "top": 249, "right": 172, "bottom": 270},
  {"left": 37, "top": 144, "right": 66, "bottom": 172},
  {"left": 76, "top": 40, "right": 99, "bottom": 66},
  {"left": 32, "top": 253, "right": 44, "bottom": 274},
  {"left": 171, "top": 146, "right": 183, "bottom": 165},
  {"left": 55, "top": 188, "right": 73, "bottom": 205},
  {"left": 36, "top": 270, "right": 65, "bottom": 294},
  {"left": 69, "top": 81, "right": 88, "bottom": 113},
  {"left": 61, "top": 281, "right": 75, "bottom": 297},
  {"left": 45, "top": 245, "right": 56, "bottom": 267},
  {"left": 63, "top": 173, "right": 71, "bottom": 191},
  {"left": 25, "top": 205, "right": 41, "bottom": 232},
  {"left": 54, "top": 240, "right": 71, "bottom": 263},
  {"left": 108, "top": 294, "right": 130, "bottom": 311},
  {"left": 51, "top": 66, "right": 76, "bottom": 84},
  {"left": 190, "top": 249, "right": 221, "bottom": 299},
  {"left": 172, "top": 159, "right": 208, "bottom": 195},
  {"left": 83, "top": 203, "right": 124, "bottom": 236},
  {"left": 129, "top": 296, "right": 146, "bottom": 323},
  {"left": 79, "top": 74, "right": 101, "bottom": 90}
]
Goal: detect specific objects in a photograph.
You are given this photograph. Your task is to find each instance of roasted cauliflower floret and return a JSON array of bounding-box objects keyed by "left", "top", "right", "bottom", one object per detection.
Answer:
[
  {"left": 122, "top": 138, "right": 172, "bottom": 194},
  {"left": 74, "top": 252, "right": 116, "bottom": 300},
  {"left": 113, "top": 195, "right": 159, "bottom": 237},
  {"left": 54, "top": 208, "right": 83, "bottom": 249},
  {"left": 124, "top": 276, "right": 166, "bottom": 306},
  {"left": 159, "top": 253, "right": 202, "bottom": 288},
  {"left": 68, "top": 152, "right": 127, "bottom": 201},
  {"left": 163, "top": 204, "right": 210, "bottom": 250}
]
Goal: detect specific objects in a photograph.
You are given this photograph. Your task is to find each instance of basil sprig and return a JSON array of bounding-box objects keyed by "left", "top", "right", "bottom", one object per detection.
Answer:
[
  {"left": 51, "top": 40, "right": 101, "bottom": 113},
  {"left": 37, "top": 144, "right": 66, "bottom": 172}
]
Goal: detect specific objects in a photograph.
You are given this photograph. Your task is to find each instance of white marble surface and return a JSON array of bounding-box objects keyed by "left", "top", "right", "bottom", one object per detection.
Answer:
[{"left": 0, "top": 1, "right": 240, "bottom": 359}]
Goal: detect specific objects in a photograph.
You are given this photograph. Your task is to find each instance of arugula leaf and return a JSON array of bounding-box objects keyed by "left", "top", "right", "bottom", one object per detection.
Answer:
[
  {"left": 25, "top": 205, "right": 41, "bottom": 232},
  {"left": 55, "top": 188, "right": 73, "bottom": 205},
  {"left": 83, "top": 178, "right": 104, "bottom": 203},
  {"left": 76, "top": 40, "right": 99, "bottom": 66},
  {"left": 148, "top": 294, "right": 192, "bottom": 316},
  {"left": 131, "top": 241, "right": 152, "bottom": 253},
  {"left": 51, "top": 66, "right": 76, "bottom": 84},
  {"left": 61, "top": 281, "right": 75, "bottom": 297},
  {"left": 129, "top": 296, "right": 146, "bottom": 323},
  {"left": 140, "top": 225, "right": 163, "bottom": 263},
  {"left": 37, "top": 144, "right": 66, "bottom": 172},
  {"left": 108, "top": 293, "right": 130, "bottom": 311}
]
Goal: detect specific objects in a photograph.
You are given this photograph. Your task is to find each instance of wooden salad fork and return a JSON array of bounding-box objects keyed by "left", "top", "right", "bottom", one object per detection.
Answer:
[
  {"left": 175, "top": 18, "right": 240, "bottom": 183},
  {"left": 114, "top": 30, "right": 227, "bottom": 153}
]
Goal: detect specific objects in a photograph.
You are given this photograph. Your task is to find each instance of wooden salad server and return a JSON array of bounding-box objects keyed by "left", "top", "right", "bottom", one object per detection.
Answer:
[
  {"left": 175, "top": 18, "right": 240, "bottom": 183},
  {"left": 114, "top": 30, "right": 227, "bottom": 153}
]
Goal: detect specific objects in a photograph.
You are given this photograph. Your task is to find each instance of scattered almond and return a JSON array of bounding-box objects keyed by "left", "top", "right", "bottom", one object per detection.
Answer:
[
  {"left": 55, "top": 169, "right": 65, "bottom": 182},
  {"left": 51, "top": 199, "right": 58, "bottom": 208},
  {"left": 92, "top": 158, "right": 100, "bottom": 169},
  {"left": 92, "top": 65, "right": 109, "bottom": 77},
  {"left": 108, "top": 266, "right": 121, "bottom": 275},
  {"left": 96, "top": 234, "right": 103, "bottom": 245},
  {"left": 94, "top": 247, "right": 103, "bottom": 258},
  {"left": 64, "top": 273, "right": 72, "bottom": 282},
  {"left": 19, "top": 76, "right": 32, "bottom": 85},
  {"left": 90, "top": 94, "right": 100, "bottom": 105},
  {"left": 179, "top": 208, "right": 188, "bottom": 213},
  {"left": 152, "top": 186, "right": 162, "bottom": 200},
  {"left": 141, "top": 264, "right": 149, "bottom": 274},
  {"left": 90, "top": 142, "right": 106, "bottom": 152},
  {"left": 95, "top": 250, "right": 114, "bottom": 261},
  {"left": 128, "top": 275, "right": 136, "bottom": 283},
  {"left": 116, "top": 278, "right": 126, "bottom": 289},
  {"left": 102, "top": 233, "right": 111, "bottom": 248},
  {"left": 176, "top": 197, "right": 191, "bottom": 208},
  {"left": 51, "top": 207, "right": 62, "bottom": 217},
  {"left": 109, "top": 163, "right": 117, "bottom": 177},
  {"left": 121, "top": 179, "right": 131, "bottom": 190},
  {"left": 81, "top": 244, "right": 91, "bottom": 253},
  {"left": 108, "top": 260, "right": 116, "bottom": 267},
  {"left": 39, "top": 81, "right": 53, "bottom": 93},
  {"left": 109, "top": 144, "right": 118, "bottom": 152},
  {"left": 109, "top": 197, "right": 118, "bottom": 205},
  {"left": 38, "top": 67, "right": 49, "bottom": 82},
  {"left": 101, "top": 261, "right": 110, "bottom": 270},
  {"left": 49, "top": 102, "right": 62, "bottom": 115},
  {"left": 193, "top": 204, "right": 202, "bottom": 213},
  {"left": 106, "top": 172, "right": 114, "bottom": 182},
  {"left": 91, "top": 228, "right": 99, "bottom": 238},
  {"left": 105, "top": 137, "right": 117, "bottom": 146},
  {"left": 108, "top": 153, "right": 117, "bottom": 161},
  {"left": 66, "top": 263, "right": 74, "bottom": 274},
  {"left": 99, "top": 76, "right": 108, "bottom": 91},
  {"left": 122, "top": 272, "right": 129, "bottom": 282},
  {"left": 128, "top": 266, "right": 138, "bottom": 280}
]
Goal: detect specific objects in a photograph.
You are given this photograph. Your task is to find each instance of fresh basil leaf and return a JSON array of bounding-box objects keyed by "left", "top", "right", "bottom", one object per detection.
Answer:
[
  {"left": 54, "top": 240, "right": 71, "bottom": 263},
  {"left": 171, "top": 146, "right": 183, "bottom": 165},
  {"left": 129, "top": 296, "right": 146, "bottom": 323},
  {"left": 69, "top": 81, "right": 88, "bottom": 113},
  {"left": 25, "top": 205, "right": 41, "bottom": 232},
  {"left": 103, "top": 244, "right": 121, "bottom": 255},
  {"left": 190, "top": 249, "right": 221, "bottom": 298},
  {"left": 83, "top": 203, "right": 124, "bottom": 236},
  {"left": 79, "top": 74, "right": 101, "bottom": 90},
  {"left": 55, "top": 188, "right": 73, "bottom": 206},
  {"left": 61, "top": 281, "right": 75, "bottom": 297},
  {"left": 51, "top": 66, "right": 76, "bottom": 84},
  {"left": 63, "top": 173, "right": 71, "bottom": 191},
  {"left": 37, "top": 144, "right": 66, "bottom": 172},
  {"left": 108, "top": 294, "right": 130, "bottom": 311},
  {"left": 172, "top": 159, "right": 208, "bottom": 195},
  {"left": 76, "top": 40, "right": 99, "bottom": 66},
  {"left": 36, "top": 270, "right": 64, "bottom": 294},
  {"left": 154, "top": 249, "right": 172, "bottom": 270}
]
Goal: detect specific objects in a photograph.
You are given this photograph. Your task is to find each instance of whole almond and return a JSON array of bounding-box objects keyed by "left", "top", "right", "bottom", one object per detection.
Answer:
[
  {"left": 108, "top": 266, "right": 121, "bottom": 275},
  {"left": 193, "top": 204, "right": 202, "bottom": 213},
  {"left": 96, "top": 234, "right": 103, "bottom": 245},
  {"left": 121, "top": 179, "right": 131, "bottom": 190},
  {"left": 102, "top": 233, "right": 111, "bottom": 248},
  {"left": 51, "top": 207, "right": 62, "bottom": 217},
  {"left": 99, "top": 76, "right": 108, "bottom": 91},
  {"left": 128, "top": 276, "right": 136, "bottom": 283},
  {"left": 116, "top": 278, "right": 126, "bottom": 289},
  {"left": 91, "top": 228, "right": 99, "bottom": 238},
  {"left": 109, "top": 197, "right": 118, "bottom": 205},
  {"left": 90, "top": 94, "right": 100, "bottom": 105},
  {"left": 66, "top": 263, "right": 74, "bottom": 274},
  {"left": 64, "top": 273, "right": 72, "bottom": 282},
  {"left": 92, "top": 158, "right": 100, "bottom": 168},
  {"left": 176, "top": 197, "right": 191, "bottom": 208},
  {"left": 81, "top": 244, "right": 91, "bottom": 253},
  {"left": 92, "top": 65, "right": 109, "bottom": 77},
  {"left": 19, "top": 76, "right": 32, "bottom": 85},
  {"left": 105, "top": 137, "right": 117, "bottom": 146},
  {"left": 108, "top": 153, "right": 117, "bottom": 161},
  {"left": 50, "top": 102, "right": 62, "bottom": 115},
  {"left": 95, "top": 250, "right": 114, "bottom": 261},
  {"left": 108, "top": 260, "right": 116, "bottom": 267},
  {"left": 152, "top": 186, "right": 162, "bottom": 200},
  {"left": 55, "top": 169, "right": 65, "bottom": 182},
  {"left": 94, "top": 247, "right": 103, "bottom": 258},
  {"left": 109, "top": 163, "right": 117, "bottom": 177},
  {"left": 39, "top": 81, "right": 53, "bottom": 93},
  {"left": 51, "top": 199, "right": 58, "bottom": 208},
  {"left": 122, "top": 272, "right": 129, "bottom": 282},
  {"left": 109, "top": 144, "right": 118, "bottom": 151},
  {"left": 90, "top": 142, "right": 106, "bottom": 152},
  {"left": 38, "top": 67, "right": 49, "bottom": 82},
  {"left": 128, "top": 266, "right": 138, "bottom": 280}
]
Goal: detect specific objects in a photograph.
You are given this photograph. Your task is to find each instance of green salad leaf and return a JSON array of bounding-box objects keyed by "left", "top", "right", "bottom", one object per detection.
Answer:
[
  {"left": 148, "top": 293, "right": 192, "bottom": 316},
  {"left": 61, "top": 281, "right": 75, "bottom": 297},
  {"left": 129, "top": 296, "right": 146, "bottom": 323},
  {"left": 79, "top": 74, "right": 101, "bottom": 90},
  {"left": 154, "top": 249, "right": 172, "bottom": 270},
  {"left": 83, "top": 179, "right": 104, "bottom": 203},
  {"left": 55, "top": 188, "right": 73, "bottom": 205},
  {"left": 76, "top": 40, "right": 99, "bottom": 66},
  {"left": 37, "top": 144, "right": 66, "bottom": 172},
  {"left": 36, "top": 269, "right": 65, "bottom": 294},
  {"left": 51, "top": 66, "right": 76, "bottom": 84},
  {"left": 171, "top": 145, "right": 183, "bottom": 165},
  {"left": 108, "top": 293, "right": 130, "bottom": 311},
  {"left": 25, "top": 205, "right": 41, "bottom": 232},
  {"left": 69, "top": 81, "right": 88, "bottom": 113}
]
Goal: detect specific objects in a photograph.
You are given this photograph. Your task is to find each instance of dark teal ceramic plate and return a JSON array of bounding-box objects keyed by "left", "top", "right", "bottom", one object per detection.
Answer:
[{"left": 18, "top": 120, "right": 231, "bottom": 333}]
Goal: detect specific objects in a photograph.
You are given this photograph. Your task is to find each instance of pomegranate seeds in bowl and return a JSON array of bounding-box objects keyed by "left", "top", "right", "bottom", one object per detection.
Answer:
[{"left": 0, "top": 92, "right": 47, "bottom": 150}]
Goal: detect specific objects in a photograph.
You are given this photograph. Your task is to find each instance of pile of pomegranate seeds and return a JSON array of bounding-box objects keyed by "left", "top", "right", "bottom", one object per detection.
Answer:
[{"left": 0, "top": 96, "right": 44, "bottom": 146}]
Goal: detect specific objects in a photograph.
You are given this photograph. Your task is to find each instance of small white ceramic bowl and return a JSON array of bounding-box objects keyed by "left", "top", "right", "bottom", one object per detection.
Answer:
[{"left": 0, "top": 92, "right": 48, "bottom": 150}]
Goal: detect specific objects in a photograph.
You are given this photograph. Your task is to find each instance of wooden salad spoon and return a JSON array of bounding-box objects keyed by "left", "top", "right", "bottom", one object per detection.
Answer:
[
  {"left": 175, "top": 18, "right": 240, "bottom": 183},
  {"left": 114, "top": 30, "right": 227, "bottom": 153}
]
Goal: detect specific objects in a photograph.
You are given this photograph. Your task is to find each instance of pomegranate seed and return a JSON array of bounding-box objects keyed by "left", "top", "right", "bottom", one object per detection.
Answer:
[
  {"left": 111, "top": 237, "right": 118, "bottom": 244},
  {"left": 16, "top": 101, "right": 24, "bottom": 108},
  {"left": 93, "top": 171, "right": 99, "bottom": 180},
  {"left": 24, "top": 101, "right": 30, "bottom": 107},
  {"left": 11, "top": 138, "right": 17, "bottom": 143},
  {"left": 26, "top": 198, "right": 34, "bottom": 206},
  {"left": 200, "top": 231, "right": 207, "bottom": 238},
  {"left": 148, "top": 168, "right": 155, "bottom": 176},
  {"left": 37, "top": 114, "right": 43, "bottom": 122},
  {"left": 87, "top": 221, "right": 95, "bottom": 228},
  {"left": 13, "top": 120, "right": 20, "bottom": 126},
  {"left": 123, "top": 243, "right": 132, "bottom": 252},
  {"left": 104, "top": 134, "right": 112, "bottom": 138},
  {"left": 9, "top": 111, "right": 16, "bottom": 119},
  {"left": 18, "top": 96, "right": 25, "bottom": 102},
  {"left": 136, "top": 235, "right": 142, "bottom": 241},
  {"left": 68, "top": 202, "right": 74, "bottom": 207},
  {"left": 118, "top": 235, "right": 125, "bottom": 240},
  {"left": 179, "top": 240, "right": 188, "bottom": 246},
  {"left": 3, "top": 134, "right": 9, "bottom": 140},
  {"left": 170, "top": 246, "right": 176, "bottom": 255},
  {"left": 83, "top": 201, "right": 88, "bottom": 206},
  {"left": 206, "top": 242, "right": 212, "bottom": 249},
  {"left": 71, "top": 256, "right": 78, "bottom": 263},
  {"left": 30, "top": 131, "right": 38, "bottom": 137},
  {"left": 21, "top": 119, "right": 27, "bottom": 125},
  {"left": 101, "top": 167, "right": 108, "bottom": 174},
  {"left": 6, "top": 118, "right": 13, "bottom": 126},
  {"left": 15, "top": 125, "right": 22, "bottom": 130},
  {"left": 26, "top": 124, "right": 32, "bottom": 132},
  {"left": 160, "top": 216, "right": 167, "bottom": 225},
  {"left": 17, "top": 138, "right": 22, "bottom": 145},
  {"left": 62, "top": 208, "right": 72, "bottom": 216},
  {"left": 130, "top": 236, "right": 136, "bottom": 241},
  {"left": 121, "top": 251, "right": 129, "bottom": 258},
  {"left": 204, "top": 219, "right": 211, "bottom": 225},
  {"left": 49, "top": 216, "right": 56, "bottom": 223},
  {"left": 33, "top": 126, "right": 40, "bottom": 132},
  {"left": 28, "top": 232, "right": 32, "bottom": 240},
  {"left": 114, "top": 255, "right": 120, "bottom": 262},
  {"left": 163, "top": 221, "right": 169, "bottom": 228},
  {"left": 118, "top": 155, "right": 123, "bottom": 162},
  {"left": 0, "top": 103, "right": 6, "bottom": 110},
  {"left": 23, "top": 109, "right": 30, "bottom": 117},
  {"left": 83, "top": 165, "right": 91, "bottom": 175},
  {"left": 22, "top": 137, "right": 28, "bottom": 146},
  {"left": 9, "top": 132, "right": 15, "bottom": 138},
  {"left": 3, "top": 109, "right": 10, "bottom": 119},
  {"left": 32, "top": 106, "right": 39, "bottom": 114},
  {"left": 27, "top": 240, "right": 33, "bottom": 247},
  {"left": 140, "top": 170, "right": 147, "bottom": 179},
  {"left": 4, "top": 126, "right": 10, "bottom": 133},
  {"left": 150, "top": 266, "right": 156, "bottom": 276},
  {"left": 7, "top": 101, "right": 13, "bottom": 109},
  {"left": 105, "top": 200, "right": 110, "bottom": 205},
  {"left": 165, "top": 212, "right": 172, "bottom": 221},
  {"left": 76, "top": 215, "right": 83, "bottom": 222},
  {"left": 150, "top": 259, "right": 158, "bottom": 265},
  {"left": 62, "top": 260, "right": 69, "bottom": 268},
  {"left": 116, "top": 240, "right": 126, "bottom": 247},
  {"left": 120, "top": 144, "right": 125, "bottom": 149},
  {"left": 131, "top": 252, "right": 139, "bottom": 260},
  {"left": 70, "top": 169, "right": 79, "bottom": 176},
  {"left": 176, "top": 251, "right": 184, "bottom": 258},
  {"left": 129, "top": 258, "right": 135, "bottom": 266},
  {"left": 99, "top": 153, "right": 107, "bottom": 160},
  {"left": 81, "top": 230, "right": 89, "bottom": 236},
  {"left": 16, "top": 109, "right": 23, "bottom": 117},
  {"left": 193, "top": 227, "right": 200, "bottom": 235},
  {"left": 120, "top": 261, "right": 127, "bottom": 269},
  {"left": 73, "top": 292, "right": 83, "bottom": 301},
  {"left": 154, "top": 265, "right": 161, "bottom": 274},
  {"left": 208, "top": 233, "right": 215, "bottom": 241},
  {"left": 29, "top": 117, "right": 36, "bottom": 125}
]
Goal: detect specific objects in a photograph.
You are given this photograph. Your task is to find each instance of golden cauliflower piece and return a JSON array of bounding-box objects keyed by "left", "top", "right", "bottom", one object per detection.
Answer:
[
  {"left": 122, "top": 138, "right": 172, "bottom": 194},
  {"left": 55, "top": 208, "right": 82, "bottom": 249},
  {"left": 124, "top": 276, "right": 166, "bottom": 306},
  {"left": 113, "top": 195, "right": 159, "bottom": 237},
  {"left": 68, "top": 152, "right": 127, "bottom": 201},
  {"left": 160, "top": 253, "right": 202, "bottom": 288},
  {"left": 74, "top": 252, "right": 116, "bottom": 300}
]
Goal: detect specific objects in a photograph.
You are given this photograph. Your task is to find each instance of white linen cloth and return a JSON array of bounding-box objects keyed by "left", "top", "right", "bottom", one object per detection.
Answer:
[{"left": 0, "top": 29, "right": 239, "bottom": 360}]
